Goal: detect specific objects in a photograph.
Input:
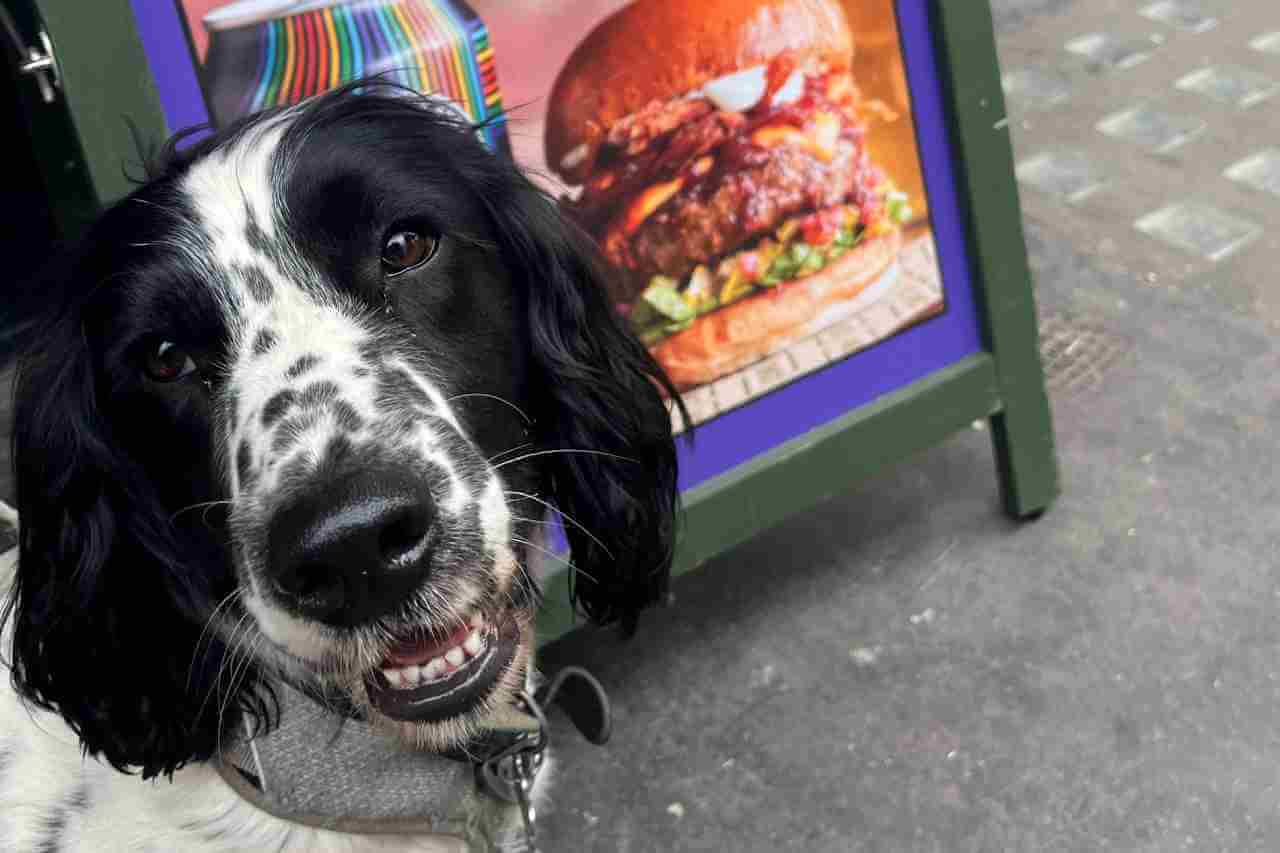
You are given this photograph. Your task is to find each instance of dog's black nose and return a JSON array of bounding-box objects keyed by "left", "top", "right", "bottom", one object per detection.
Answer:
[{"left": 268, "top": 468, "right": 436, "bottom": 626}]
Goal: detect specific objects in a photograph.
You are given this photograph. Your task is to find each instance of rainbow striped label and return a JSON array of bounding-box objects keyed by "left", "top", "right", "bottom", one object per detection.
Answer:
[{"left": 202, "top": 0, "right": 506, "bottom": 152}]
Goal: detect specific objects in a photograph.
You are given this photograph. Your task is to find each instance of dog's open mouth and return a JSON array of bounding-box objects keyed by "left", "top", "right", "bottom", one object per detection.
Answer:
[{"left": 364, "top": 611, "right": 521, "bottom": 723}]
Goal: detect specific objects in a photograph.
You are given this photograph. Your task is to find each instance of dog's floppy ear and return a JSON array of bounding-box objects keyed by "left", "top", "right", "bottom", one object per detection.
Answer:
[
  {"left": 483, "top": 172, "right": 683, "bottom": 632},
  {"left": 1, "top": 249, "right": 253, "bottom": 780}
]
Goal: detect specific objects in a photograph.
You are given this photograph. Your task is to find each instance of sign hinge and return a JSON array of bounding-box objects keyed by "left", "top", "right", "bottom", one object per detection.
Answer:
[{"left": 1, "top": 6, "right": 60, "bottom": 103}]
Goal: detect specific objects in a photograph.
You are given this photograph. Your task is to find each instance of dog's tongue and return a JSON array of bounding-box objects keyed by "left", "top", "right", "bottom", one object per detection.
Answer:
[{"left": 384, "top": 625, "right": 471, "bottom": 666}]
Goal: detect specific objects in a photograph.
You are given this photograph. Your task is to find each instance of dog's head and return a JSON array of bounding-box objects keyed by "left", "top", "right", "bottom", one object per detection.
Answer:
[{"left": 2, "top": 84, "right": 680, "bottom": 777}]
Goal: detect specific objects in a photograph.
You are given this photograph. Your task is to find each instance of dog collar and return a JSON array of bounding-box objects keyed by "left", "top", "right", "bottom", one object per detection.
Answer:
[{"left": 216, "top": 667, "right": 610, "bottom": 852}]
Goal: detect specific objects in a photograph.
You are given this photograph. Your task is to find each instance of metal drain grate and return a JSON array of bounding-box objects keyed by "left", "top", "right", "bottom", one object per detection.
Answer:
[{"left": 1037, "top": 312, "right": 1129, "bottom": 396}]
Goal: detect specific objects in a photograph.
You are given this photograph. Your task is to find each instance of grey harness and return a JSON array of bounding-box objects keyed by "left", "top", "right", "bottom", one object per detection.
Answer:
[{"left": 217, "top": 669, "right": 609, "bottom": 852}]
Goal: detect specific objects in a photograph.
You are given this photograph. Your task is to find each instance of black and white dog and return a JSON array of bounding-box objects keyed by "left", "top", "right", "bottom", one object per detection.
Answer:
[{"left": 0, "top": 83, "right": 679, "bottom": 850}]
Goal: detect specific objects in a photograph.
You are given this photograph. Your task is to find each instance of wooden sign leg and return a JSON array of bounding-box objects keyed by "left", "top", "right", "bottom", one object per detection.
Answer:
[{"left": 930, "top": 0, "right": 1059, "bottom": 519}]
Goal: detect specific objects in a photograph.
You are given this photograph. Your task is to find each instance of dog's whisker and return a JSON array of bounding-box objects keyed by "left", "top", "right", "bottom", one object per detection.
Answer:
[
  {"left": 187, "top": 587, "right": 246, "bottom": 691},
  {"left": 217, "top": 610, "right": 254, "bottom": 684},
  {"left": 201, "top": 502, "right": 230, "bottom": 530},
  {"left": 169, "top": 499, "right": 234, "bottom": 522},
  {"left": 505, "top": 489, "right": 614, "bottom": 559},
  {"left": 493, "top": 568, "right": 521, "bottom": 614},
  {"left": 487, "top": 442, "right": 535, "bottom": 466},
  {"left": 511, "top": 535, "right": 599, "bottom": 585},
  {"left": 408, "top": 583, "right": 457, "bottom": 631},
  {"left": 198, "top": 608, "right": 254, "bottom": 731},
  {"left": 516, "top": 559, "right": 547, "bottom": 609},
  {"left": 219, "top": 619, "right": 255, "bottom": 704},
  {"left": 445, "top": 393, "right": 533, "bottom": 425},
  {"left": 218, "top": 634, "right": 263, "bottom": 738},
  {"left": 216, "top": 632, "right": 262, "bottom": 758},
  {"left": 510, "top": 514, "right": 558, "bottom": 528},
  {"left": 493, "top": 448, "right": 639, "bottom": 470}
]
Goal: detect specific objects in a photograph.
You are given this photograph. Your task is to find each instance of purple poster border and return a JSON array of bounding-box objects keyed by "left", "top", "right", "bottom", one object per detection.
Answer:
[
  {"left": 128, "top": 0, "right": 982, "bottom": 494},
  {"left": 129, "top": 0, "right": 210, "bottom": 133}
]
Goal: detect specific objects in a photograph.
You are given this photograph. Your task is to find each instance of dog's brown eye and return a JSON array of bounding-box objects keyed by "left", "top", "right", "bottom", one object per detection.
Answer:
[
  {"left": 144, "top": 341, "right": 197, "bottom": 383},
  {"left": 381, "top": 230, "right": 437, "bottom": 276}
]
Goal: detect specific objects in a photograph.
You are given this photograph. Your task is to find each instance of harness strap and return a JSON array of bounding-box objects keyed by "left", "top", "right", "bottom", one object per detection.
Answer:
[
  {"left": 217, "top": 678, "right": 533, "bottom": 849},
  {"left": 216, "top": 667, "right": 611, "bottom": 852}
]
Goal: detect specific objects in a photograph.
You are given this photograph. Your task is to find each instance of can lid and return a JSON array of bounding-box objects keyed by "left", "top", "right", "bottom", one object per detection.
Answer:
[{"left": 203, "top": 0, "right": 344, "bottom": 31}]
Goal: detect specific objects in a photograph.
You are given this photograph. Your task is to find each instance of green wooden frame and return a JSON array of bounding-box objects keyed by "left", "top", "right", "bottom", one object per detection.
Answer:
[
  {"left": 538, "top": 0, "right": 1059, "bottom": 642},
  {"left": 14, "top": 0, "right": 1056, "bottom": 646}
]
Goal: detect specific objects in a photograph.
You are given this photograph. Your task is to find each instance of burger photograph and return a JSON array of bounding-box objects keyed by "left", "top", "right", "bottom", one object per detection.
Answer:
[
  {"left": 481, "top": 0, "right": 947, "bottom": 428},
  {"left": 544, "top": 0, "right": 930, "bottom": 396}
]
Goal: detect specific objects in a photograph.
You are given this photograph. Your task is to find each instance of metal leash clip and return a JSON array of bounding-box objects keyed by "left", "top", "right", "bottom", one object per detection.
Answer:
[
  {"left": 478, "top": 690, "right": 549, "bottom": 851},
  {"left": 475, "top": 669, "right": 612, "bottom": 851}
]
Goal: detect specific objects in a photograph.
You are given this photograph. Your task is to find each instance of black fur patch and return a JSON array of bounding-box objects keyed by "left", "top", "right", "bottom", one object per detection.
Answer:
[
  {"left": 236, "top": 439, "right": 255, "bottom": 489},
  {"left": 276, "top": 453, "right": 312, "bottom": 491},
  {"left": 226, "top": 388, "right": 240, "bottom": 432},
  {"left": 243, "top": 205, "right": 273, "bottom": 259},
  {"left": 319, "top": 433, "right": 354, "bottom": 471},
  {"left": 286, "top": 354, "right": 320, "bottom": 379},
  {"left": 252, "top": 328, "right": 277, "bottom": 356},
  {"left": 68, "top": 784, "right": 91, "bottom": 813},
  {"left": 272, "top": 412, "right": 322, "bottom": 455},
  {"left": 357, "top": 339, "right": 384, "bottom": 366},
  {"left": 332, "top": 399, "right": 364, "bottom": 432},
  {"left": 35, "top": 801, "right": 69, "bottom": 853},
  {"left": 392, "top": 415, "right": 419, "bottom": 443},
  {"left": 261, "top": 389, "right": 296, "bottom": 428},
  {"left": 239, "top": 264, "right": 273, "bottom": 303},
  {"left": 375, "top": 365, "right": 431, "bottom": 412},
  {"left": 242, "top": 203, "right": 295, "bottom": 273},
  {"left": 298, "top": 380, "right": 340, "bottom": 410}
]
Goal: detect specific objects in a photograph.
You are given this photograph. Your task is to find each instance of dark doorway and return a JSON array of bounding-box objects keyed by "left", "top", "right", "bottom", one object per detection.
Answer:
[{"left": 0, "top": 42, "right": 58, "bottom": 363}]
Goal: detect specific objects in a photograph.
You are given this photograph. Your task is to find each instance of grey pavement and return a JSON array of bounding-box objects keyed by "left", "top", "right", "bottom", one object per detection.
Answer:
[{"left": 536, "top": 2, "right": 1280, "bottom": 851}]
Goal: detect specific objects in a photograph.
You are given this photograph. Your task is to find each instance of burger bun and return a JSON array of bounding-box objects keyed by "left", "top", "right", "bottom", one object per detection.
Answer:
[{"left": 546, "top": 0, "right": 854, "bottom": 183}]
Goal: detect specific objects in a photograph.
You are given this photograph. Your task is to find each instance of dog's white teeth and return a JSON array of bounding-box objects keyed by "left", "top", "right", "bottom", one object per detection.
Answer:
[
  {"left": 379, "top": 623, "right": 489, "bottom": 690},
  {"left": 422, "top": 656, "right": 447, "bottom": 681}
]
